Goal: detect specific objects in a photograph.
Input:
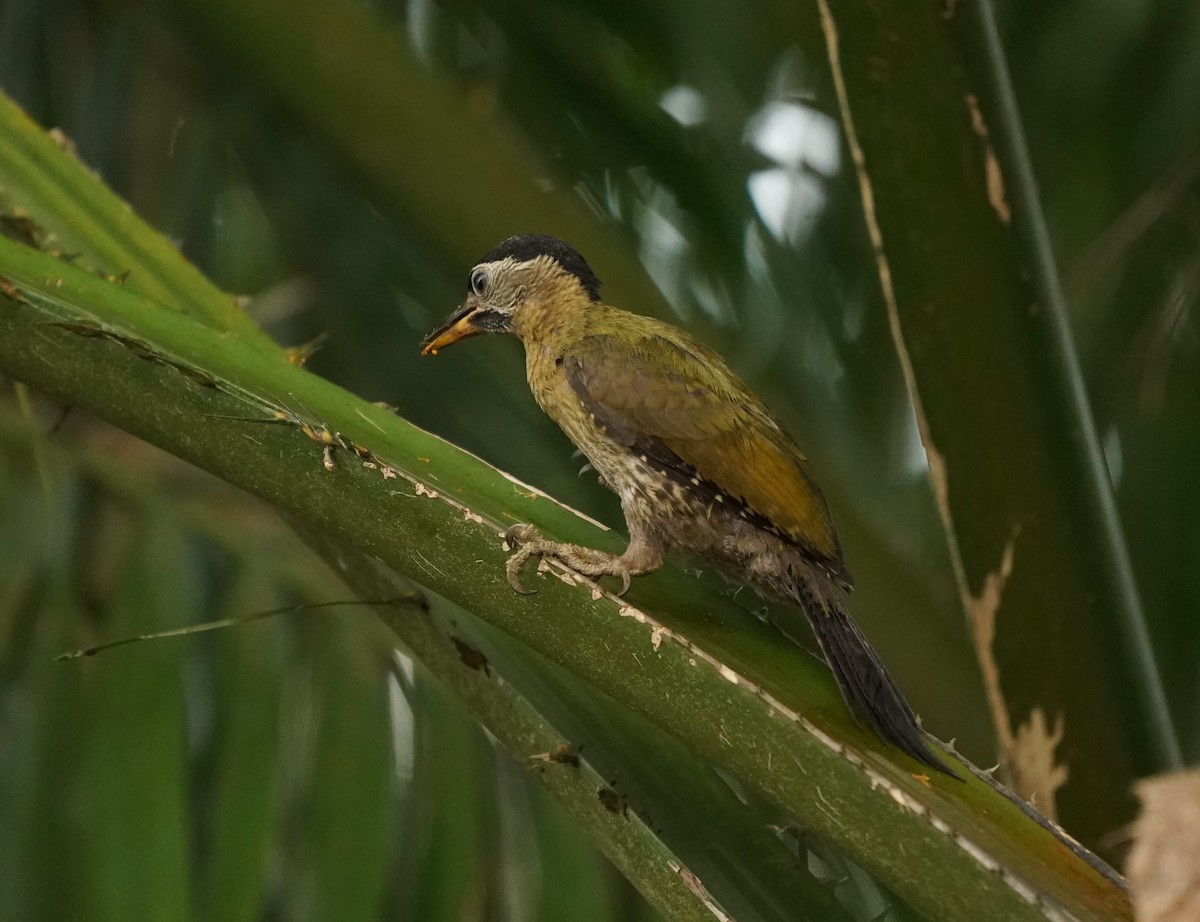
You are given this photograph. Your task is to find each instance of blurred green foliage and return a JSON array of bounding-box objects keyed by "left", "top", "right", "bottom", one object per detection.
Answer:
[{"left": 0, "top": 0, "right": 1196, "bottom": 918}]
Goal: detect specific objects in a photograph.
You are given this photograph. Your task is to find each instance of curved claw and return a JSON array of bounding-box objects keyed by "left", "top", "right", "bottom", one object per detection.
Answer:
[
  {"left": 505, "top": 544, "right": 539, "bottom": 595},
  {"left": 615, "top": 569, "right": 632, "bottom": 597},
  {"left": 507, "top": 572, "right": 538, "bottom": 596},
  {"left": 504, "top": 523, "right": 538, "bottom": 551}
]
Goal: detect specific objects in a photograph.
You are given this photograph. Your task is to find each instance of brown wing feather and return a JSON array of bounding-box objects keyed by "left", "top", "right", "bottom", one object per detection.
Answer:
[{"left": 564, "top": 332, "right": 848, "bottom": 577}]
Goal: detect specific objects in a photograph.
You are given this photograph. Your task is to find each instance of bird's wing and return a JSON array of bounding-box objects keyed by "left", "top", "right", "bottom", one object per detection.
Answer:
[{"left": 563, "top": 331, "right": 847, "bottom": 576}]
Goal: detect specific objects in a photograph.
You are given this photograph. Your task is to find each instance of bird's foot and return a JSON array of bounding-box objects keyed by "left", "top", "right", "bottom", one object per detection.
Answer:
[{"left": 504, "top": 524, "right": 633, "bottom": 596}]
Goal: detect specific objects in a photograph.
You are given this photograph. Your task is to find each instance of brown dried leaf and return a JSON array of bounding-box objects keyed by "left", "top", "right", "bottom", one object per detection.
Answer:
[
  {"left": 1127, "top": 769, "right": 1200, "bottom": 922},
  {"left": 1009, "top": 707, "right": 1069, "bottom": 821}
]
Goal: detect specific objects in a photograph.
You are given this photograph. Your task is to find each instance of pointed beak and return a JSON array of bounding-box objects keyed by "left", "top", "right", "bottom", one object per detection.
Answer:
[{"left": 420, "top": 299, "right": 485, "bottom": 355}]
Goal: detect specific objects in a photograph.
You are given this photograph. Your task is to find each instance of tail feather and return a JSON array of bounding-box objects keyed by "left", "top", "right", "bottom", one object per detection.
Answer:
[{"left": 791, "top": 575, "right": 960, "bottom": 778}]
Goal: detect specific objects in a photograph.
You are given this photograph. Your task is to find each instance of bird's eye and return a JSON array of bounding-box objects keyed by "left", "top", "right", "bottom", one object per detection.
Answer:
[{"left": 470, "top": 268, "right": 489, "bottom": 297}]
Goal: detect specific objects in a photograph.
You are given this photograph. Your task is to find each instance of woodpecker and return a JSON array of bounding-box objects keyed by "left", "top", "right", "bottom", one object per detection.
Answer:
[{"left": 422, "top": 233, "right": 955, "bottom": 776}]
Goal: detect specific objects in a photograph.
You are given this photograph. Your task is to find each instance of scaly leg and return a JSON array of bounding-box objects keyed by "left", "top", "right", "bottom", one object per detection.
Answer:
[{"left": 503, "top": 524, "right": 662, "bottom": 596}]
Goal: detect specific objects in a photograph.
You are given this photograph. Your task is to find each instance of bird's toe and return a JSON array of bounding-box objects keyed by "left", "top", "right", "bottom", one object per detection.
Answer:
[{"left": 505, "top": 547, "right": 539, "bottom": 595}]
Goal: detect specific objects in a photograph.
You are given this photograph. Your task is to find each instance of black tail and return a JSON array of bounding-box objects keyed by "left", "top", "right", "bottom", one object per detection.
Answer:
[{"left": 790, "top": 577, "right": 960, "bottom": 778}]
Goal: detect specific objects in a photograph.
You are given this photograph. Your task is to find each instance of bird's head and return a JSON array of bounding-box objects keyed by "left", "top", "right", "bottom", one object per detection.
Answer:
[{"left": 421, "top": 234, "right": 601, "bottom": 354}]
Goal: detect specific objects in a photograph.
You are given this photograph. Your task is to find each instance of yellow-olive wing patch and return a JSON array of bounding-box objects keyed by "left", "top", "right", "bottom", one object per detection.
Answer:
[{"left": 563, "top": 333, "right": 847, "bottom": 576}]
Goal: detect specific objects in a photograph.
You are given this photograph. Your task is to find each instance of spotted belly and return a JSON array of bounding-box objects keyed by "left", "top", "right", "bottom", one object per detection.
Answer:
[
  {"left": 531, "top": 361, "right": 789, "bottom": 570},
  {"left": 568, "top": 426, "right": 756, "bottom": 562}
]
